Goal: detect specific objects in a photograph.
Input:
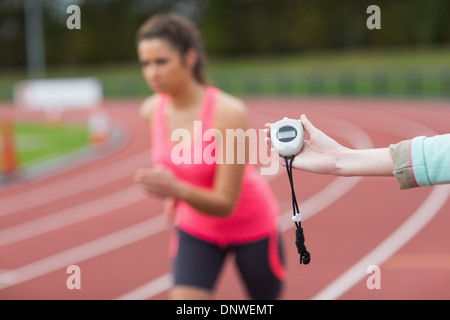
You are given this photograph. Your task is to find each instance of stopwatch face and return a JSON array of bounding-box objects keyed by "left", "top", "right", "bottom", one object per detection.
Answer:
[
  {"left": 277, "top": 126, "right": 297, "bottom": 142},
  {"left": 271, "top": 118, "right": 304, "bottom": 157}
]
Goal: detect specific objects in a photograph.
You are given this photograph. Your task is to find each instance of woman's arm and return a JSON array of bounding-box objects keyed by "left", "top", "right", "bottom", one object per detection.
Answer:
[
  {"left": 135, "top": 92, "right": 249, "bottom": 217},
  {"left": 267, "top": 114, "right": 394, "bottom": 177},
  {"left": 335, "top": 148, "right": 394, "bottom": 177},
  {"left": 267, "top": 114, "right": 450, "bottom": 190},
  {"left": 176, "top": 95, "right": 248, "bottom": 217}
]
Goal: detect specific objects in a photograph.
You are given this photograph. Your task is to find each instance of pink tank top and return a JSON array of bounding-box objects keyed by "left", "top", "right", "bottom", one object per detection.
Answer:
[{"left": 151, "top": 87, "right": 279, "bottom": 245}]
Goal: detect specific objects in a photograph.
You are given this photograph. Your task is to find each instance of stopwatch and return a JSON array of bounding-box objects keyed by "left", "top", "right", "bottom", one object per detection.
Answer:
[
  {"left": 270, "top": 116, "right": 311, "bottom": 265},
  {"left": 270, "top": 117, "right": 304, "bottom": 157}
]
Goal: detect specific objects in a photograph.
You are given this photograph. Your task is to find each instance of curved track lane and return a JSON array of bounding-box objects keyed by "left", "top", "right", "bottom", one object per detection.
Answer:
[{"left": 0, "top": 98, "right": 449, "bottom": 300}]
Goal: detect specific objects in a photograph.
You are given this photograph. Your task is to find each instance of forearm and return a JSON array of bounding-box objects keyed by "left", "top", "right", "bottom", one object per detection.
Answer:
[
  {"left": 176, "top": 180, "right": 238, "bottom": 217},
  {"left": 335, "top": 147, "right": 394, "bottom": 177}
]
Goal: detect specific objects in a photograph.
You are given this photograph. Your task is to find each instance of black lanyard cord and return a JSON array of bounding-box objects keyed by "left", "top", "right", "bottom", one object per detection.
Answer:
[{"left": 284, "top": 156, "right": 311, "bottom": 265}]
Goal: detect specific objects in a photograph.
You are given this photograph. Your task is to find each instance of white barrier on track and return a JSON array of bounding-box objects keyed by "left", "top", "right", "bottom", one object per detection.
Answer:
[
  {"left": 13, "top": 77, "right": 103, "bottom": 111},
  {"left": 13, "top": 77, "right": 110, "bottom": 144}
]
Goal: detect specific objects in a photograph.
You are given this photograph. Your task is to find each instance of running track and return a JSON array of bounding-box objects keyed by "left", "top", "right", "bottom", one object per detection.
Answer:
[{"left": 1, "top": 97, "right": 449, "bottom": 300}]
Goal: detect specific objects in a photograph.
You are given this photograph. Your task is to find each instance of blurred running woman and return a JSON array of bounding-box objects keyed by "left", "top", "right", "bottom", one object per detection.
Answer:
[{"left": 134, "top": 13, "right": 285, "bottom": 300}]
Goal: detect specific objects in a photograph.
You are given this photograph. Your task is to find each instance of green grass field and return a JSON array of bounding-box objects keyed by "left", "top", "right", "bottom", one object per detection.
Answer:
[
  {"left": 1, "top": 47, "right": 449, "bottom": 100},
  {"left": 1, "top": 48, "right": 448, "bottom": 172},
  {"left": 1, "top": 121, "right": 90, "bottom": 173}
]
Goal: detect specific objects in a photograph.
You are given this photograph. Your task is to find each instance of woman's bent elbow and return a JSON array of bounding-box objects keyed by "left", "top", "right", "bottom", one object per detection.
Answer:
[
  {"left": 213, "top": 197, "right": 238, "bottom": 218},
  {"left": 215, "top": 203, "right": 235, "bottom": 218}
]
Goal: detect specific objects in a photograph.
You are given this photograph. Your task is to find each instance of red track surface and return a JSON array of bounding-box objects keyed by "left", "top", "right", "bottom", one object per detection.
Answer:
[{"left": 1, "top": 97, "right": 449, "bottom": 300}]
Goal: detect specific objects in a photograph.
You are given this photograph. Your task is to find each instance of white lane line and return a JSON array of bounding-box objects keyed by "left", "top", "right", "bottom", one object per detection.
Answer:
[
  {"left": 280, "top": 176, "right": 362, "bottom": 232},
  {"left": 0, "top": 186, "right": 147, "bottom": 246},
  {"left": 0, "top": 214, "right": 168, "bottom": 290},
  {"left": 0, "top": 150, "right": 150, "bottom": 218},
  {"left": 0, "top": 173, "right": 281, "bottom": 291},
  {"left": 0, "top": 166, "right": 282, "bottom": 288},
  {"left": 118, "top": 105, "right": 450, "bottom": 300},
  {"left": 116, "top": 274, "right": 173, "bottom": 300},
  {"left": 312, "top": 184, "right": 450, "bottom": 300},
  {"left": 0, "top": 107, "right": 380, "bottom": 298},
  {"left": 115, "top": 175, "right": 364, "bottom": 300},
  {"left": 114, "top": 113, "right": 373, "bottom": 300},
  {"left": 311, "top": 109, "right": 446, "bottom": 300},
  {"left": 0, "top": 168, "right": 282, "bottom": 247},
  {"left": 0, "top": 116, "right": 368, "bottom": 296}
]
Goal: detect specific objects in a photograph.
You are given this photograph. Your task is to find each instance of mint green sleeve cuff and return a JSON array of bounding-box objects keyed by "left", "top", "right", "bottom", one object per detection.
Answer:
[
  {"left": 389, "top": 139, "right": 417, "bottom": 190},
  {"left": 390, "top": 134, "right": 450, "bottom": 190},
  {"left": 411, "top": 134, "right": 450, "bottom": 188}
]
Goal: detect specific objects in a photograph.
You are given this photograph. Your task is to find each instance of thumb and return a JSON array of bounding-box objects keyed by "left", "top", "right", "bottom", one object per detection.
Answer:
[{"left": 300, "top": 114, "right": 317, "bottom": 137}]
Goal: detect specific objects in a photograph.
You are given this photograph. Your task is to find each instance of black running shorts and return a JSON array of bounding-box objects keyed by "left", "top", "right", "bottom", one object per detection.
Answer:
[{"left": 170, "top": 228, "right": 285, "bottom": 300}]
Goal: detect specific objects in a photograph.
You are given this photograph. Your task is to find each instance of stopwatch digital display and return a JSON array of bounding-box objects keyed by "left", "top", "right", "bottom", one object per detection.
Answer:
[
  {"left": 277, "top": 126, "right": 297, "bottom": 141},
  {"left": 270, "top": 118, "right": 304, "bottom": 157}
]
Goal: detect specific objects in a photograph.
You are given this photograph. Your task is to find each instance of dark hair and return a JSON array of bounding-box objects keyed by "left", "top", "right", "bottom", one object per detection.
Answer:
[{"left": 136, "top": 13, "right": 208, "bottom": 85}]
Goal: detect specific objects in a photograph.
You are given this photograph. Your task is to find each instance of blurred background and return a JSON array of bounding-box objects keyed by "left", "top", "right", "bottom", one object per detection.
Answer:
[
  {"left": 0, "top": 0, "right": 449, "bottom": 101},
  {"left": 2, "top": 0, "right": 449, "bottom": 173},
  {"left": 1, "top": 0, "right": 450, "bottom": 301}
]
